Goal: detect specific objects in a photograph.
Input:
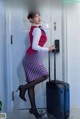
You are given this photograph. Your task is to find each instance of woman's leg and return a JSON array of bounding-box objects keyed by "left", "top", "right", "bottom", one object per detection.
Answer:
[
  {"left": 28, "top": 86, "right": 45, "bottom": 118},
  {"left": 17, "top": 74, "right": 49, "bottom": 102},
  {"left": 28, "top": 86, "right": 36, "bottom": 110},
  {"left": 23, "top": 74, "right": 49, "bottom": 90}
]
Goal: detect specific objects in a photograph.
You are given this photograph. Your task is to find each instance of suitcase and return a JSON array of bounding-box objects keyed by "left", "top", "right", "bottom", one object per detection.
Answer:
[{"left": 46, "top": 46, "right": 70, "bottom": 119}]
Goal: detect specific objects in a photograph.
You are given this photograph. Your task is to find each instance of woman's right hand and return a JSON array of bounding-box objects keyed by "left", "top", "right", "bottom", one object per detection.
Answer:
[{"left": 48, "top": 45, "right": 56, "bottom": 51}]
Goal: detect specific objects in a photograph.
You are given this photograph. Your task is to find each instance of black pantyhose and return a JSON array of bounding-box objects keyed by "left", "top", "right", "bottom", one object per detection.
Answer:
[
  {"left": 17, "top": 74, "right": 49, "bottom": 116},
  {"left": 24, "top": 74, "right": 49, "bottom": 90},
  {"left": 27, "top": 74, "right": 49, "bottom": 118}
]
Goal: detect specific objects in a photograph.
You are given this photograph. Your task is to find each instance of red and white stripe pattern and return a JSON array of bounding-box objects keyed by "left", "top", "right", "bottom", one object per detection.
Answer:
[{"left": 22, "top": 52, "right": 48, "bottom": 82}]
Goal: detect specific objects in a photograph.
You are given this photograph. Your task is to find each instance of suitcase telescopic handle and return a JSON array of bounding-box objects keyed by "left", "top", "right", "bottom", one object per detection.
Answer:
[
  {"left": 48, "top": 39, "right": 60, "bottom": 82},
  {"left": 48, "top": 50, "right": 56, "bottom": 82},
  {"left": 54, "top": 50, "right": 56, "bottom": 81},
  {"left": 48, "top": 52, "right": 50, "bottom": 82}
]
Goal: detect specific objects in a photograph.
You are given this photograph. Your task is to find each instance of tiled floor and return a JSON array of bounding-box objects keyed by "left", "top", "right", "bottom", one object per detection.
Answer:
[
  {"left": 6, "top": 108, "right": 80, "bottom": 119},
  {"left": 7, "top": 109, "right": 53, "bottom": 119}
]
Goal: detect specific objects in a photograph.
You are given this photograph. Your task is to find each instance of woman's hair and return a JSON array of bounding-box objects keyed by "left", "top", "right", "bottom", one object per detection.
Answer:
[{"left": 27, "top": 10, "right": 40, "bottom": 19}]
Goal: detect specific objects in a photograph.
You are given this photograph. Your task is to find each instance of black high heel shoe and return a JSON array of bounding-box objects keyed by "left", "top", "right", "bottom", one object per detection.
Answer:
[
  {"left": 29, "top": 108, "right": 44, "bottom": 118},
  {"left": 16, "top": 85, "right": 27, "bottom": 102}
]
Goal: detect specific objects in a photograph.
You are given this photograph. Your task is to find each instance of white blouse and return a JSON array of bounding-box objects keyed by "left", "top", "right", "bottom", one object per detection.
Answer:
[{"left": 32, "top": 28, "right": 48, "bottom": 52}]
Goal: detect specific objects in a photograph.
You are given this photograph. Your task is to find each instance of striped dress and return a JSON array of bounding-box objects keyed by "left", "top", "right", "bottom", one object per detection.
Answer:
[{"left": 22, "top": 26, "right": 48, "bottom": 82}]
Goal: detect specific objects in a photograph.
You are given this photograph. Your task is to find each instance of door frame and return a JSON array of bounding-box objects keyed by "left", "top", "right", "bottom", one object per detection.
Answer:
[
  {"left": 62, "top": 3, "right": 69, "bottom": 83},
  {"left": 6, "top": 5, "right": 14, "bottom": 111},
  {"left": 5, "top": 2, "right": 68, "bottom": 111}
]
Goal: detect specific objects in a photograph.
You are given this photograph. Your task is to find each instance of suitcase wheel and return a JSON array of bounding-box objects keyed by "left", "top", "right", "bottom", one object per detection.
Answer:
[{"left": 47, "top": 112, "right": 50, "bottom": 118}]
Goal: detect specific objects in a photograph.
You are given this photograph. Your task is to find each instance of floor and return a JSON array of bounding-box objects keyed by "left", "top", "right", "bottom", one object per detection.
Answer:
[{"left": 6, "top": 108, "right": 80, "bottom": 119}]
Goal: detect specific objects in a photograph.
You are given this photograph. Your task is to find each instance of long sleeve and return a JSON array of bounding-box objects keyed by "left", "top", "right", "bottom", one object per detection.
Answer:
[{"left": 32, "top": 28, "right": 48, "bottom": 52}]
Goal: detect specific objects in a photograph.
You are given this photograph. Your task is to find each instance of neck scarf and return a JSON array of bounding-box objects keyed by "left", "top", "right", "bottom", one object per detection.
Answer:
[{"left": 39, "top": 26, "right": 46, "bottom": 35}]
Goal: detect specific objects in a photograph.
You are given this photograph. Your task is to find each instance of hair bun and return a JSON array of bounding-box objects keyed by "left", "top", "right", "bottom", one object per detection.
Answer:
[
  {"left": 27, "top": 16, "right": 29, "bottom": 19},
  {"left": 27, "top": 10, "right": 40, "bottom": 20}
]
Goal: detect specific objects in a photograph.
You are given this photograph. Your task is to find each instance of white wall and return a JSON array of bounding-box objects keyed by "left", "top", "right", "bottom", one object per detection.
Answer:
[
  {"left": 0, "top": 0, "right": 7, "bottom": 112},
  {"left": 64, "top": 3, "right": 80, "bottom": 108},
  {"left": 50, "top": 0, "right": 63, "bottom": 82}
]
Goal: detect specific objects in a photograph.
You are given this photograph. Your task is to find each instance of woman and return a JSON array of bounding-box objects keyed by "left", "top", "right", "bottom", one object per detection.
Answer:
[{"left": 16, "top": 10, "right": 55, "bottom": 118}]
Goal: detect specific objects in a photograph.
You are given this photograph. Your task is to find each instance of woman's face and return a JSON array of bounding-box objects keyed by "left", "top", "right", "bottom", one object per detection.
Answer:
[{"left": 31, "top": 14, "right": 41, "bottom": 24}]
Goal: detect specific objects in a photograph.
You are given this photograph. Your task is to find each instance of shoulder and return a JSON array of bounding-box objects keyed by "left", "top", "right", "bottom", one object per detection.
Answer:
[
  {"left": 32, "top": 28, "right": 41, "bottom": 37},
  {"left": 32, "top": 27, "right": 41, "bottom": 34}
]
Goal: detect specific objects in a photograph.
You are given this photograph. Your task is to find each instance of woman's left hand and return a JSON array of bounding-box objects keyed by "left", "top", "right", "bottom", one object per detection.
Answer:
[{"left": 48, "top": 45, "right": 56, "bottom": 51}]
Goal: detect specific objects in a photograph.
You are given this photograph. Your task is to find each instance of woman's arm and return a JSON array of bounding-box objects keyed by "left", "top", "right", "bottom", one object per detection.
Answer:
[{"left": 32, "top": 28, "right": 48, "bottom": 52}]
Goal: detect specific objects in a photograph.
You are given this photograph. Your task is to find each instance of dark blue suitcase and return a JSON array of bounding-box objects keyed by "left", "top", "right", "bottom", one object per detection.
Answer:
[
  {"left": 46, "top": 51, "right": 70, "bottom": 119},
  {"left": 56, "top": 80, "right": 70, "bottom": 117}
]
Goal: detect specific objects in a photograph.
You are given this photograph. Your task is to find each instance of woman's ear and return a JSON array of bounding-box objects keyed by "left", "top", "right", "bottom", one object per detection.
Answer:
[{"left": 29, "top": 18, "right": 33, "bottom": 23}]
